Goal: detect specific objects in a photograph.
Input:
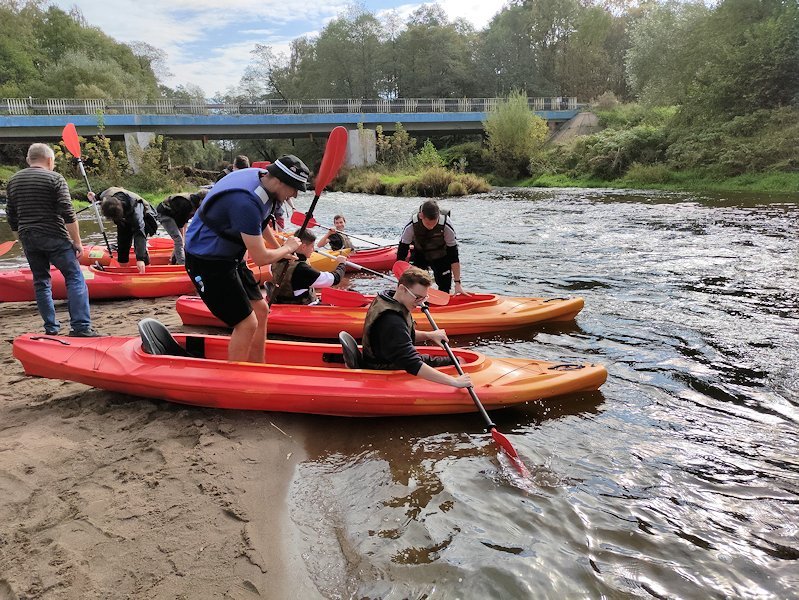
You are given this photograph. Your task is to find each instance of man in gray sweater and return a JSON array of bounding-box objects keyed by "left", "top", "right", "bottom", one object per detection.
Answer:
[{"left": 6, "top": 143, "right": 101, "bottom": 337}]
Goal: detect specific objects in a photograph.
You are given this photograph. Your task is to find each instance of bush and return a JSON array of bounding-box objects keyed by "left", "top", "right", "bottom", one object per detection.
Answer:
[
  {"left": 446, "top": 181, "right": 468, "bottom": 196},
  {"left": 624, "top": 163, "right": 673, "bottom": 184},
  {"left": 484, "top": 90, "right": 549, "bottom": 178},
  {"left": 412, "top": 140, "right": 444, "bottom": 169},
  {"left": 415, "top": 167, "right": 453, "bottom": 196},
  {"left": 568, "top": 124, "right": 669, "bottom": 179},
  {"left": 438, "top": 142, "right": 492, "bottom": 173},
  {"left": 456, "top": 173, "right": 491, "bottom": 194}
]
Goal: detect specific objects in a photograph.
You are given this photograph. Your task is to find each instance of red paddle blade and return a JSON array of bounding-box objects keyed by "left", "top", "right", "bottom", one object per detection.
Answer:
[
  {"left": 291, "top": 211, "right": 319, "bottom": 228},
  {"left": 392, "top": 260, "right": 412, "bottom": 280},
  {"left": 0, "top": 240, "right": 17, "bottom": 256},
  {"left": 62, "top": 123, "right": 82, "bottom": 158},
  {"left": 319, "top": 287, "right": 371, "bottom": 307},
  {"left": 314, "top": 127, "right": 348, "bottom": 194},
  {"left": 491, "top": 428, "right": 530, "bottom": 477},
  {"left": 392, "top": 260, "right": 450, "bottom": 305}
]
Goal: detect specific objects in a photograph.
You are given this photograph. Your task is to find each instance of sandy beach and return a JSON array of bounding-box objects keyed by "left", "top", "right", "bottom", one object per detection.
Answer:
[{"left": 0, "top": 296, "right": 321, "bottom": 599}]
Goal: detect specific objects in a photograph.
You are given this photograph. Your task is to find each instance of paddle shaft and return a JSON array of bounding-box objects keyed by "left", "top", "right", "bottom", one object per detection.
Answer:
[
  {"left": 75, "top": 157, "right": 113, "bottom": 256},
  {"left": 420, "top": 305, "right": 496, "bottom": 429},
  {"left": 315, "top": 249, "right": 393, "bottom": 281}
]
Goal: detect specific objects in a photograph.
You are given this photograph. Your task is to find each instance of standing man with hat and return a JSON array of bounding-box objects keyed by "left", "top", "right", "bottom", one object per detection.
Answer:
[{"left": 184, "top": 156, "right": 308, "bottom": 363}]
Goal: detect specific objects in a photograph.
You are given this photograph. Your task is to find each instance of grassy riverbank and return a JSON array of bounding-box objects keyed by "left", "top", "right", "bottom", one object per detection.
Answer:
[{"left": 508, "top": 170, "right": 799, "bottom": 195}]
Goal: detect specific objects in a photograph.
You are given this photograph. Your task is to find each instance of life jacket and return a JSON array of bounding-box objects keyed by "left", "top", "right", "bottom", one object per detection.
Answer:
[
  {"left": 271, "top": 257, "right": 316, "bottom": 305},
  {"left": 362, "top": 291, "right": 415, "bottom": 369},
  {"left": 194, "top": 168, "right": 276, "bottom": 260},
  {"left": 103, "top": 187, "right": 158, "bottom": 236},
  {"left": 329, "top": 231, "right": 354, "bottom": 251},
  {"left": 411, "top": 206, "right": 450, "bottom": 261}
]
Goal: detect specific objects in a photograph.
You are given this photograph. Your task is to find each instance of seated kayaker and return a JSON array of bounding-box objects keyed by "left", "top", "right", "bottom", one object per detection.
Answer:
[
  {"left": 361, "top": 266, "right": 472, "bottom": 389},
  {"left": 270, "top": 229, "right": 347, "bottom": 304},
  {"left": 317, "top": 214, "right": 354, "bottom": 251}
]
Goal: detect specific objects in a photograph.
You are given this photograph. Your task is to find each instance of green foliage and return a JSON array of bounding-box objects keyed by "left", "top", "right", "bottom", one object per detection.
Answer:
[
  {"left": 596, "top": 104, "right": 677, "bottom": 129},
  {"left": 446, "top": 181, "right": 468, "bottom": 196},
  {"left": 564, "top": 124, "right": 669, "bottom": 179},
  {"left": 376, "top": 124, "right": 417, "bottom": 167},
  {"left": 484, "top": 91, "right": 550, "bottom": 178},
  {"left": 438, "top": 142, "right": 492, "bottom": 174},
  {"left": 412, "top": 140, "right": 444, "bottom": 169},
  {"left": 623, "top": 163, "right": 674, "bottom": 184},
  {"left": 338, "top": 166, "right": 490, "bottom": 197}
]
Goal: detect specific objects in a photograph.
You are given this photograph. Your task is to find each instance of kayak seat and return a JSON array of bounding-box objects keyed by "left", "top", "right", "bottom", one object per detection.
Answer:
[
  {"left": 138, "top": 318, "right": 191, "bottom": 357},
  {"left": 338, "top": 331, "right": 363, "bottom": 369}
]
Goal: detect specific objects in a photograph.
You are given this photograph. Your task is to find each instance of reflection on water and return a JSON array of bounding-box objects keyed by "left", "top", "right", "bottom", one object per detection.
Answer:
[
  {"left": 3, "top": 188, "right": 798, "bottom": 597},
  {"left": 287, "top": 189, "right": 799, "bottom": 598}
]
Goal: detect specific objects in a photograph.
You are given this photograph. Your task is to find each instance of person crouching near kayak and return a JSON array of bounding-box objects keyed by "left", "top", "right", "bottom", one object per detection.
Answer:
[
  {"left": 184, "top": 156, "right": 306, "bottom": 363},
  {"left": 361, "top": 266, "right": 472, "bottom": 388},
  {"left": 93, "top": 187, "right": 159, "bottom": 273},
  {"left": 269, "top": 229, "right": 348, "bottom": 304},
  {"left": 156, "top": 189, "right": 208, "bottom": 265}
]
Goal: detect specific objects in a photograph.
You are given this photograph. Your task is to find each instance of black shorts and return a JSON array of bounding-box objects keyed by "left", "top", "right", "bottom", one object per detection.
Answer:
[{"left": 185, "top": 253, "right": 263, "bottom": 327}]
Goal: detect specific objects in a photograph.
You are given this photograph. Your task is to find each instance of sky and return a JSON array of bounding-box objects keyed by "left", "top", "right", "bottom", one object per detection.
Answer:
[{"left": 52, "top": 0, "right": 509, "bottom": 98}]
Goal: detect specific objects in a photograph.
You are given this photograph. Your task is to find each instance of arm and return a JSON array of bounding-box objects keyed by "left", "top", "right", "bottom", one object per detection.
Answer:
[
  {"left": 397, "top": 223, "right": 414, "bottom": 261},
  {"left": 317, "top": 228, "right": 335, "bottom": 249},
  {"left": 415, "top": 363, "right": 471, "bottom": 388},
  {"left": 302, "top": 259, "right": 346, "bottom": 290},
  {"left": 262, "top": 225, "right": 280, "bottom": 248},
  {"left": 243, "top": 232, "right": 300, "bottom": 266},
  {"left": 66, "top": 221, "right": 83, "bottom": 259},
  {"left": 445, "top": 244, "right": 464, "bottom": 294}
]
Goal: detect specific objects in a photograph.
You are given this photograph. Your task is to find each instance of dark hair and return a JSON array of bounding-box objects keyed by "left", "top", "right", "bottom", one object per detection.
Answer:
[
  {"left": 399, "top": 266, "right": 432, "bottom": 288},
  {"left": 420, "top": 200, "right": 440, "bottom": 220},
  {"left": 100, "top": 196, "right": 124, "bottom": 223},
  {"left": 295, "top": 229, "right": 316, "bottom": 245},
  {"left": 333, "top": 214, "right": 346, "bottom": 222},
  {"left": 233, "top": 155, "right": 250, "bottom": 169},
  {"left": 189, "top": 189, "right": 208, "bottom": 208}
]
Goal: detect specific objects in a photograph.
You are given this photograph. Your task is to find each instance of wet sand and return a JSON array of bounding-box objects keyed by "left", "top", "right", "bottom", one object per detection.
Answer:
[{"left": 0, "top": 297, "right": 321, "bottom": 599}]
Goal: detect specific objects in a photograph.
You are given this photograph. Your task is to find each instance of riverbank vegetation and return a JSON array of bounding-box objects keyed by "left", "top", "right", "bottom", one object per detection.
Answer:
[{"left": 0, "top": 0, "right": 797, "bottom": 197}]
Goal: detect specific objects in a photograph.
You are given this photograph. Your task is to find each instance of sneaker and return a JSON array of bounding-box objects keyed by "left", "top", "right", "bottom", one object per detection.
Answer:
[{"left": 68, "top": 328, "right": 106, "bottom": 338}]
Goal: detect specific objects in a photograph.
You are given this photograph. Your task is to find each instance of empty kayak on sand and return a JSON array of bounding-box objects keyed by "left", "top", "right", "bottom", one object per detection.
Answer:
[
  {"left": 0, "top": 263, "right": 271, "bottom": 302},
  {"left": 80, "top": 237, "right": 176, "bottom": 266},
  {"left": 175, "top": 292, "right": 584, "bottom": 338},
  {"left": 12, "top": 322, "right": 607, "bottom": 417}
]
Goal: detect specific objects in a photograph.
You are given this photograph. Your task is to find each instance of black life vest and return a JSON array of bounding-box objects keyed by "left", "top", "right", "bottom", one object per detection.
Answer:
[{"left": 362, "top": 291, "right": 415, "bottom": 369}]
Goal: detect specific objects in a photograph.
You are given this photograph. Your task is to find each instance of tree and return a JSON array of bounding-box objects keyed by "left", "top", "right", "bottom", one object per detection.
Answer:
[{"left": 483, "top": 91, "right": 549, "bottom": 178}]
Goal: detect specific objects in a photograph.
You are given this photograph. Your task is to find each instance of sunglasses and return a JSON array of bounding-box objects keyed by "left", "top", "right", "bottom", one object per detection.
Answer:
[{"left": 401, "top": 284, "right": 428, "bottom": 303}]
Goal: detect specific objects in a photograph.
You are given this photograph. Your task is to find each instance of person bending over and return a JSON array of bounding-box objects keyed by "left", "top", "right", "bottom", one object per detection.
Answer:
[
  {"left": 397, "top": 199, "right": 464, "bottom": 295},
  {"left": 156, "top": 190, "right": 208, "bottom": 265},
  {"left": 361, "top": 266, "right": 471, "bottom": 388},
  {"left": 94, "top": 187, "right": 157, "bottom": 273},
  {"left": 270, "top": 229, "right": 347, "bottom": 304},
  {"left": 184, "top": 156, "right": 307, "bottom": 363}
]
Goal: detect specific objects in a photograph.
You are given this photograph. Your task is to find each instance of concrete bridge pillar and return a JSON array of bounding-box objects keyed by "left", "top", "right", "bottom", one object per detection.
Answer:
[
  {"left": 124, "top": 132, "right": 155, "bottom": 173},
  {"left": 345, "top": 128, "right": 376, "bottom": 167}
]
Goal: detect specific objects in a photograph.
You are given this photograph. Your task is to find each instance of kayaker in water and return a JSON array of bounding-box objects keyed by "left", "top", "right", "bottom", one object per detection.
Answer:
[
  {"left": 6, "top": 142, "right": 102, "bottom": 337},
  {"left": 397, "top": 199, "right": 465, "bottom": 295},
  {"left": 184, "top": 156, "right": 306, "bottom": 363},
  {"left": 316, "top": 214, "right": 355, "bottom": 251},
  {"left": 155, "top": 190, "right": 208, "bottom": 265},
  {"left": 270, "top": 229, "right": 348, "bottom": 304},
  {"left": 92, "top": 187, "right": 159, "bottom": 273},
  {"left": 361, "top": 266, "right": 472, "bottom": 388}
]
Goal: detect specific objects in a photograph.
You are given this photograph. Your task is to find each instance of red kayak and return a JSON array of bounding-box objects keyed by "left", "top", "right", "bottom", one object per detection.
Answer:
[
  {"left": 0, "top": 263, "right": 270, "bottom": 302},
  {"left": 13, "top": 328, "right": 607, "bottom": 416},
  {"left": 81, "top": 237, "right": 176, "bottom": 266},
  {"left": 175, "top": 292, "right": 584, "bottom": 338}
]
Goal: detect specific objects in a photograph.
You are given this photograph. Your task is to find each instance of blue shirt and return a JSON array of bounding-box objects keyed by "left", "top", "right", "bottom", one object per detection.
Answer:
[{"left": 185, "top": 168, "right": 277, "bottom": 259}]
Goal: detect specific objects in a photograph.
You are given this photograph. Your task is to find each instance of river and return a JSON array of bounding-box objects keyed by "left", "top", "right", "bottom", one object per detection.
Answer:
[{"left": 1, "top": 187, "right": 797, "bottom": 598}]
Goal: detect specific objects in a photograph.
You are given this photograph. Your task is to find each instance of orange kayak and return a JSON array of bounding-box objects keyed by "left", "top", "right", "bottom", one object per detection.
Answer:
[
  {"left": 175, "top": 293, "right": 584, "bottom": 338},
  {"left": 13, "top": 331, "right": 607, "bottom": 416},
  {"left": 81, "top": 237, "right": 176, "bottom": 266},
  {"left": 0, "top": 263, "right": 270, "bottom": 302}
]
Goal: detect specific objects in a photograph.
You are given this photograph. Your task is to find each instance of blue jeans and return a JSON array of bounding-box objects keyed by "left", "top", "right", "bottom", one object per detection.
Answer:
[
  {"left": 157, "top": 214, "right": 185, "bottom": 264},
  {"left": 19, "top": 232, "right": 92, "bottom": 334}
]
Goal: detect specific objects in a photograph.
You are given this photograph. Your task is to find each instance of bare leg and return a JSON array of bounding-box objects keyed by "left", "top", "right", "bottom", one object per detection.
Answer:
[
  {"left": 246, "top": 299, "right": 270, "bottom": 363},
  {"left": 228, "top": 312, "right": 258, "bottom": 362}
]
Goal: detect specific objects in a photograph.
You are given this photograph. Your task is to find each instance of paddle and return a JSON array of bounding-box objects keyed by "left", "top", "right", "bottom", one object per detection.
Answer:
[
  {"left": 62, "top": 123, "right": 114, "bottom": 256},
  {"left": 289, "top": 211, "right": 381, "bottom": 248},
  {"left": 319, "top": 287, "right": 372, "bottom": 307},
  {"left": 420, "top": 304, "right": 530, "bottom": 477},
  {"left": 0, "top": 240, "right": 17, "bottom": 256},
  {"left": 316, "top": 249, "right": 449, "bottom": 306},
  {"left": 268, "top": 127, "right": 348, "bottom": 305}
]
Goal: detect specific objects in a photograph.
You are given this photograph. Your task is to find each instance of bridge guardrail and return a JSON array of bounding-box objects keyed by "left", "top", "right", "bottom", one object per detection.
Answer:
[{"left": 1, "top": 97, "right": 581, "bottom": 117}]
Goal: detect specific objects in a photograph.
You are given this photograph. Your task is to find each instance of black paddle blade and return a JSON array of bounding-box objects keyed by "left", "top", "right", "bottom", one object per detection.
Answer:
[{"left": 491, "top": 428, "right": 530, "bottom": 477}]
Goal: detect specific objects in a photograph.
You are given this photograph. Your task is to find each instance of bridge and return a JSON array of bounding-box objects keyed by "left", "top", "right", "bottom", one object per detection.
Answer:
[{"left": 0, "top": 97, "right": 582, "bottom": 141}]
